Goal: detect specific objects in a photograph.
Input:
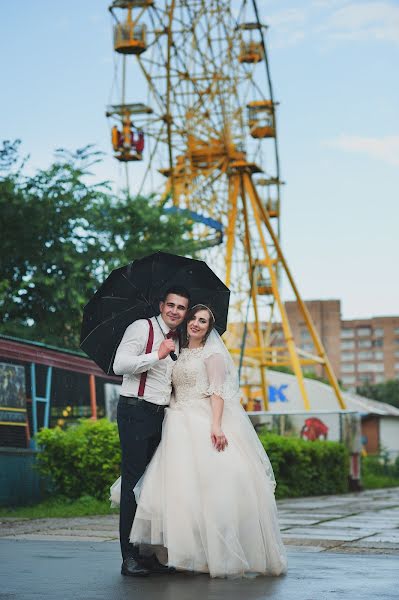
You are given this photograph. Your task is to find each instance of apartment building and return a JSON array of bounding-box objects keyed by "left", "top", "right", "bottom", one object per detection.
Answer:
[
  {"left": 280, "top": 300, "right": 399, "bottom": 391},
  {"left": 227, "top": 300, "right": 399, "bottom": 392}
]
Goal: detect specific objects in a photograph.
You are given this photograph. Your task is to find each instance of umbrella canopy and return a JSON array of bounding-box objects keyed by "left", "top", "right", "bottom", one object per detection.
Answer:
[{"left": 80, "top": 252, "right": 230, "bottom": 374}]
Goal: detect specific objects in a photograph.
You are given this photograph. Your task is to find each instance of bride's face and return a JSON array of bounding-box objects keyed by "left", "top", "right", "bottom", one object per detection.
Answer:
[{"left": 187, "top": 309, "right": 211, "bottom": 343}]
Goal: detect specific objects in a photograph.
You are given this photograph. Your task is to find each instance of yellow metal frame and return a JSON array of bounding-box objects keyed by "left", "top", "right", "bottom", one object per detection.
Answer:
[{"left": 161, "top": 147, "right": 346, "bottom": 411}]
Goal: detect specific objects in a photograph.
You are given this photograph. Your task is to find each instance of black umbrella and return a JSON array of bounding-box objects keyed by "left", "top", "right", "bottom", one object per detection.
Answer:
[{"left": 80, "top": 252, "right": 230, "bottom": 374}]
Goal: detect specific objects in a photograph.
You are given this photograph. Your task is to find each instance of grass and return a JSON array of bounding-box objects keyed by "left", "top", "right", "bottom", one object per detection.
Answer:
[
  {"left": 361, "top": 472, "right": 399, "bottom": 489},
  {"left": 361, "top": 455, "right": 399, "bottom": 490},
  {"left": 0, "top": 495, "right": 119, "bottom": 520}
]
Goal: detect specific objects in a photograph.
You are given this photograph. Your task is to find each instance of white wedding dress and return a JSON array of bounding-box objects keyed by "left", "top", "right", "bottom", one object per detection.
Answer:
[{"left": 110, "top": 337, "right": 287, "bottom": 578}]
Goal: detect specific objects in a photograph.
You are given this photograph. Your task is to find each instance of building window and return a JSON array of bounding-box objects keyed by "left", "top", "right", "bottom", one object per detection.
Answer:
[
  {"left": 373, "top": 339, "right": 384, "bottom": 348},
  {"left": 395, "top": 339, "right": 399, "bottom": 345},
  {"left": 358, "top": 374, "right": 372, "bottom": 383},
  {"left": 374, "top": 351, "right": 384, "bottom": 360},
  {"left": 359, "top": 351, "right": 373, "bottom": 360},
  {"left": 342, "top": 376, "right": 356, "bottom": 384},
  {"left": 395, "top": 350, "right": 399, "bottom": 357},
  {"left": 341, "top": 340, "right": 355, "bottom": 350},
  {"left": 358, "top": 340, "right": 372, "bottom": 348},
  {"left": 357, "top": 328, "right": 371, "bottom": 337},
  {"left": 375, "top": 375, "right": 385, "bottom": 383},
  {"left": 358, "top": 363, "right": 373, "bottom": 373},
  {"left": 341, "top": 329, "right": 354, "bottom": 339},
  {"left": 342, "top": 364, "right": 355, "bottom": 373},
  {"left": 357, "top": 340, "right": 376, "bottom": 348},
  {"left": 373, "top": 328, "right": 384, "bottom": 337},
  {"left": 394, "top": 327, "right": 399, "bottom": 335},
  {"left": 300, "top": 329, "right": 311, "bottom": 340},
  {"left": 341, "top": 352, "right": 355, "bottom": 361},
  {"left": 395, "top": 363, "right": 399, "bottom": 370},
  {"left": 373, "top": 363, "right": 385, "bottom": 373}
]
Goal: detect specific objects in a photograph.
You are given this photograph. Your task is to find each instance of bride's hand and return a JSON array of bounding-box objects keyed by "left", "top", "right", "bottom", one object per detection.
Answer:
[{"left": 211, "top": 426, "right": 228, "bottom": 452}]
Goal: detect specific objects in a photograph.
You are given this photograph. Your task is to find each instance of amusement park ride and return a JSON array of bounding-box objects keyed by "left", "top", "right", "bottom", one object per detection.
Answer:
[{"left": 106, "top": 0, "right": 346, "bottom": 411}]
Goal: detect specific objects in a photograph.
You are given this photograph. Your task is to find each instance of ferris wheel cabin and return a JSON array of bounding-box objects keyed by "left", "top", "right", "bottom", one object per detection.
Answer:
[
  {"left": 247, "top": 100, "right": 275, "bottom": 139},
  {"left": 110, "top": 0, "right": 153, "bottom": 55},
  {"left": 255, "top": 261, "right": 273, "bottom": 296},
  {"left": 106, "top": 102, "right": 152, "bottom": 162},
  {"left": 238, "top": 22, "right": 264, "bottom": 63},
  {"left": 256, "top": 177, "right": 282, "bottom": 218}
]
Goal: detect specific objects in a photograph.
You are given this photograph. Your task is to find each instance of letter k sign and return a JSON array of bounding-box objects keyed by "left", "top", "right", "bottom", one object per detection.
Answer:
[{"left": 268, "top": 385, "right": 289, "bottom": 403}]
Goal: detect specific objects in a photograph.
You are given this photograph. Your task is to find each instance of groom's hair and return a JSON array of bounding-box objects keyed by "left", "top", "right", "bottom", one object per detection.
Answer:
[{"left": 161, "top": 286, "right": 191, "bottom": 303}]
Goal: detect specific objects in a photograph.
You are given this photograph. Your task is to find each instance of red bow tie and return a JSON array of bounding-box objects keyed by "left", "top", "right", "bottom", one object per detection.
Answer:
[{"left": 166, "top": 330, "right": 179, "bottom": 340}]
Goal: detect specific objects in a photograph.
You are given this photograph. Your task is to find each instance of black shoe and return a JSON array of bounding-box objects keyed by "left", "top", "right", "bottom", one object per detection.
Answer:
[
  {"left": 140, "top": 554, "right": 176, "bottom": 574},
  {"left": 121, "top": 556, "right": 150, "bottom": 577}
]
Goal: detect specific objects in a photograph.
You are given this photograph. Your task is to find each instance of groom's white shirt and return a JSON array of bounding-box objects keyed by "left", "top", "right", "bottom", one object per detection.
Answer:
[{"left": 113, "top": 315, "right": 178, "bottom": 406}]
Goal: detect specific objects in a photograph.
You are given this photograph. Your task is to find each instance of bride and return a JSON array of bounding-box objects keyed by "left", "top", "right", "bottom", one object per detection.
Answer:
[{"left": 110, "top": 304, "right": 287, "bottom": 578}]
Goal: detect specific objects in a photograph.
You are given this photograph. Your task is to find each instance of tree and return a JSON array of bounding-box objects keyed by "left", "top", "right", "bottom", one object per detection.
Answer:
[
  {"left": 356, "top": 380, "right": 399, "bottom": 409},
  {"left": 0, "top": 141, "right": 198, "bottom": 349}
]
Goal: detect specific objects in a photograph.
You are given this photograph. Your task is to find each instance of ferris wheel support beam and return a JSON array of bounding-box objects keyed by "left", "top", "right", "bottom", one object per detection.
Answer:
[
  {"left": 243, "top": 172, "right": 311, "bottom": 411},
  {"left": 225, "top": 176, "right": 240, "bottom": 289},
  {"left": 239, "top": 173, "right": 269, "bottom": 410},
  {"left": 245, "top": 174, "right": 347, "bottom": 410}
]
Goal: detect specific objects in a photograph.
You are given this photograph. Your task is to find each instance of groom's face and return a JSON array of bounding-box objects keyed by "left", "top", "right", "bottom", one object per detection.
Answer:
[{"left": 159, "top": 293, "right": 189, "bottom": 330}]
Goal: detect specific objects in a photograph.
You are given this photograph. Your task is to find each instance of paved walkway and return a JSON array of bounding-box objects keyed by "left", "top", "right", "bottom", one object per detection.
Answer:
[
  {"left": 1, "top": 489, "right": 398, "bottom": 599},
  {"left": 1, "top": 488, "right": 398, "bottom": 554}
]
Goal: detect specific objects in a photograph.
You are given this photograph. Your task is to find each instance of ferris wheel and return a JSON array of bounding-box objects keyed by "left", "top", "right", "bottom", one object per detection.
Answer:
[{"left": 106, "top": 0, "right": 346, "bottom": 411}]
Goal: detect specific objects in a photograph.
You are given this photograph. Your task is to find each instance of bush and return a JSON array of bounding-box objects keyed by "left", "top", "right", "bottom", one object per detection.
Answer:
[
  {"left": 35, "top": 420, "right": 349, "bottom": 502},
  {"left": 35, "top": 419, "right": 120, "bottom": 500},
  {"left": 258, "top": 432, "right": 349, "bottom": 499}
]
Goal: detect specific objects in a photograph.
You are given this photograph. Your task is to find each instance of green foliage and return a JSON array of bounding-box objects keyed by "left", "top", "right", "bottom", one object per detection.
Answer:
[
  {"left": 0, "top": 140, "right": 198, "bottom": 348},
  {"left": 361, "top": 454, "right": 399, "bottom": 489},
  {"left": 258, "top": 432, "right": 349, "bottom": 499},
  {"left": 302, "top": 371, "right": 332, "bottom": 386},
  {"left": 0, "top": 494, "right": 118, "bottom": 519},
  {"left": 269, "top": 365, "right": 332, "bottom": 386},
  {"left": 356, "top": 379, "right": 399, "bottom": 409},
  {"left": 35, "top": 419, "right": 121, "bottom": 500},
  {"left": 36, "top": 421, "right": 349, "bottom": 502}
]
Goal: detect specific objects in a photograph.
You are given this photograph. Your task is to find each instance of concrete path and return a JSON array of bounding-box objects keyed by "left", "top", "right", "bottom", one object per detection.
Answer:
[
  {"left": 1, "top": 488, "right": 398, "bottom": 554},
  {"left": 1, "top": 489, "right": 398, "bottom": 599}
]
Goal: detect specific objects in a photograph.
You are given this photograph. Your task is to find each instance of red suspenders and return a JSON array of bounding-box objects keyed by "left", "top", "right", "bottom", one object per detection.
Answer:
[{"left": 137, "top": 318, "right": 154, "bottom": 398}]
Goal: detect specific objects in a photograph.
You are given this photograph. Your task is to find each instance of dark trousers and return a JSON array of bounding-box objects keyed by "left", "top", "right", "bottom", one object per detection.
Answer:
[{"left": 117, "top": 396, "right": 165, "bottom": 560}]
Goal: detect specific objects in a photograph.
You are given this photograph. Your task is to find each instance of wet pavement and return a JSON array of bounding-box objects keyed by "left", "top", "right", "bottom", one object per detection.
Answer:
[
  {"left": 1, "top": 487, "right": 398, "bottom": 599},
  {"left": 0, "top": 539, "right": 398, "bottom": 600}
]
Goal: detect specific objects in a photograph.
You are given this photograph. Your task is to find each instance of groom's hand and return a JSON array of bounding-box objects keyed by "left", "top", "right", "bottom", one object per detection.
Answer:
[{"left": 158, "top": 339, "right": 176, "bottom": 359}]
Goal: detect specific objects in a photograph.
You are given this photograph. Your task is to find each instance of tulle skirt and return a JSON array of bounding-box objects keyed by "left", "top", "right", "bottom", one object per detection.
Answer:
[{"left": 110, "top": 399, "right": 287, "bottom": 578}]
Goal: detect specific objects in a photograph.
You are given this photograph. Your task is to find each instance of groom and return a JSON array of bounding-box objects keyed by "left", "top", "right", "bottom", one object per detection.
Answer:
[{"left": 113, "top": 286, "right": 190, "bottom": 576}]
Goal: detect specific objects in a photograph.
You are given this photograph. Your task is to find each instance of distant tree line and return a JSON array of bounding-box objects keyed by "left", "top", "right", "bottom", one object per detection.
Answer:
[{"left": 356, "top": 380, "right": 399, "bottom": 410}]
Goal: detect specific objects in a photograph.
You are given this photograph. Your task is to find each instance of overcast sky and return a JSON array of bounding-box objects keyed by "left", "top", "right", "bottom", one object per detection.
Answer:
[{"left": 1, "top": 0, "right": 398, "bottom": 319}]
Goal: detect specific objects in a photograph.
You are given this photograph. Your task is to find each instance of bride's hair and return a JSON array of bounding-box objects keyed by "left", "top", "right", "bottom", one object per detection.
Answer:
[{"left": 182, "top": 304, "right": 215, "bottom": 348}]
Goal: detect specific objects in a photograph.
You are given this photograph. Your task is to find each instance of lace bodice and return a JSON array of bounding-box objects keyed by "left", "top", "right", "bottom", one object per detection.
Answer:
[{"left": 172, "top": 347, "right": 223, "bottom": 405}]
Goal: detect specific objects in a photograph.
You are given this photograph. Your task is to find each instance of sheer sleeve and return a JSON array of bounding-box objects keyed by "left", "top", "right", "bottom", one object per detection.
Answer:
[{"left": 204, "top": 352, "right": 226, "bottom": 399}]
